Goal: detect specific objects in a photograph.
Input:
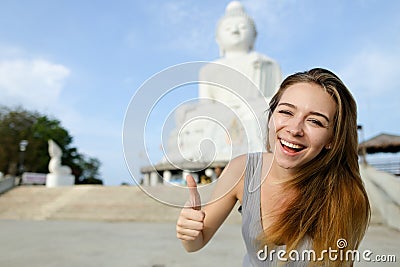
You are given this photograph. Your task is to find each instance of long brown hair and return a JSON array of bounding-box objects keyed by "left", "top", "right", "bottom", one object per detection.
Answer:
[{"left": 261, "top": 68, "right": 370, "bottom": 266}]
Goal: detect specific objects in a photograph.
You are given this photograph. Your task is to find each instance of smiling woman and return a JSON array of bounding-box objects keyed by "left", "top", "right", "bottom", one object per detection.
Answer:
[
  {"left": 259, "top": 68, "right": 371, "bottom": 265},
  {"left": 176, "top": 68, "right": 370, "bottom": 267}
]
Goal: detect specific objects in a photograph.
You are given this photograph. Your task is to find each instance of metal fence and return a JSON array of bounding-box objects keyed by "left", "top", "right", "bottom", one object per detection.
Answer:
[{"left": 367, "top": 157, "right": 400, "bottom": 176}]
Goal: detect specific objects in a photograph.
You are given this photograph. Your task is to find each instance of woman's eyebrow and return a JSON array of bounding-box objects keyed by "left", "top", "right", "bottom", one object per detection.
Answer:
[
  {"left": 278, "top": 102, "right": 296, "bottom": 109},
  {"left": 309, "top": 111, "right": 330, "bottom": 123},
  {"left": 278, "top": 102, "right": 330, "bottom": 122}
]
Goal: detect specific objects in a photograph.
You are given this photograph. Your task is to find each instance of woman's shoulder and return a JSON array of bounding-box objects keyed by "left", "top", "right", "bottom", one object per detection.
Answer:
[
  {"left": 223, "top": 152, "right": 272, "bottom": 202},
  {"left": 227, "top": 152, "right": 272, "bottom": 170},
  {"left": 217, "top": 154, "right": 248, "bottom": 203},
  {"left": 225, "top": 153, "right": 258, "bottom": 170}
]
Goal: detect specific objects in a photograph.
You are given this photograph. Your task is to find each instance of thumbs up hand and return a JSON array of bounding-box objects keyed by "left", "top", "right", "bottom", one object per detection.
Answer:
[
  {"left": 176, "top": 175, "right": 205, "bottom": 245},
  {"left": 187, "top": 174, "right": 201, "bottom": 210}
]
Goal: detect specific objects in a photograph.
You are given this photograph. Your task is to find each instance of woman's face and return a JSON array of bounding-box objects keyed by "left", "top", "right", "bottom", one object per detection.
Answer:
[{"left": 269, "top": 82, "right": 336, "bottom": 172}]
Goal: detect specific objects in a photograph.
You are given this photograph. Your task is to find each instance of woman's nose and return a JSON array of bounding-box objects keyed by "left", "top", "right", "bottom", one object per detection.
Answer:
[{"left": 287, "top": 119, "right": 304, "bottom": 136}]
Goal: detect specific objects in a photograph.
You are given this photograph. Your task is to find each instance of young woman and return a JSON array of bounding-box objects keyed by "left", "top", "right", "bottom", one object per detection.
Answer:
[{"left": 176, "top": 68, "right": 370, "bottom": 266}]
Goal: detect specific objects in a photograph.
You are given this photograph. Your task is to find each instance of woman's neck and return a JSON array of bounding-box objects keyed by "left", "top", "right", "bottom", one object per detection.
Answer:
[{"left": 269, "top": 160, "right": 297, "bottom": 182}]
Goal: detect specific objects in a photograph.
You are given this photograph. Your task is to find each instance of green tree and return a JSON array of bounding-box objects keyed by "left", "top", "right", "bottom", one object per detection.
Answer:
[
  {"left": 0, "top": 106, "right": 102, "bottom": 184},
  {"left": 0, "top": 107, "right": 37, "bottom": 175},
  {"left": 77, "top": 156, "right": 103, "bottom": 184}
]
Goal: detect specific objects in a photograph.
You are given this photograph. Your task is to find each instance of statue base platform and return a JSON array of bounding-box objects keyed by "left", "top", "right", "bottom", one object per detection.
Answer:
[{"left": 46, "top": 173, "right": 74, "bottom": 188}]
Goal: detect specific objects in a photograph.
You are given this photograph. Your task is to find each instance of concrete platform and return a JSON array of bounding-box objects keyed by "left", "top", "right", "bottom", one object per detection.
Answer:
[
  {"left": 0, "top": 185, "right": 398, "bottom": 266},
  {"left": 0, "top": 220, "right": 398, "bottom": 267}
]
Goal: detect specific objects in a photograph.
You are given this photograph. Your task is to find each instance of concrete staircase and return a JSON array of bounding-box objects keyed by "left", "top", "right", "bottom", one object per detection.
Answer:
[
  {"left": 1, "top": 166, "right": 398, "bottom": 230},
  {"left": 0, "top": 185, "right": 242, "bottom": 223}
]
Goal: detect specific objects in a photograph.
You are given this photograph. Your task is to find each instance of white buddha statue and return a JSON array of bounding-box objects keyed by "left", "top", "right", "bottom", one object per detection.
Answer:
[
  {"left": 199, "top": 1, "right": 282, "bottom": 104},
  {"left": 163, "top": 1, "right": 282, "bottom": 166}
]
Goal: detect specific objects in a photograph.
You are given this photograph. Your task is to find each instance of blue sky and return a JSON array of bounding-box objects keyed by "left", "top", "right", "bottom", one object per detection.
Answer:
[{"left": 0, "top": 0, "right": 399, "bottom": 185}]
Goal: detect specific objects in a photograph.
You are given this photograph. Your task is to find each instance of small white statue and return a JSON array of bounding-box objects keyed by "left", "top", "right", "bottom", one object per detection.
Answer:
[
  {"left": 46, "top": 139, "right": 74, "bottom": 187},
  {"left": 48, "top": 139, "right": 72, "bottom": 175}
]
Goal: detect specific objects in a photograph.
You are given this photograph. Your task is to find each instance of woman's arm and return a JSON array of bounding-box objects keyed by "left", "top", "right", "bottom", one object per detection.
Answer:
[{"left": 176, "top": 154, "right": 246, "bottom": 252}]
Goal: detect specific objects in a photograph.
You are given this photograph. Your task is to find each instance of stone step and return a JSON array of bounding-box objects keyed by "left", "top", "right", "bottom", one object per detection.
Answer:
[{"left": 0, "top": 185, "right": 241, "bottom": 223}]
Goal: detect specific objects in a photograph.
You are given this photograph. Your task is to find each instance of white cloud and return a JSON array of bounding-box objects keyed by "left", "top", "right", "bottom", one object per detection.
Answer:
[{"left": 0, "top": 58, "right": 70, "bottom": 110}]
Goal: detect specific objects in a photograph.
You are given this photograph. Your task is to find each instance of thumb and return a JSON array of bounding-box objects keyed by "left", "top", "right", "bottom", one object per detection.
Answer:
[{"left": 186, "top": 175, "right": 201, "bottom": 210}]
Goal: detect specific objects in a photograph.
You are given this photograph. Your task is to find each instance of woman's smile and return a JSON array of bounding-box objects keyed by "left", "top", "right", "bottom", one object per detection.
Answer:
[{"left": 279, "top": 138, "right": 306, "bottom": 154}]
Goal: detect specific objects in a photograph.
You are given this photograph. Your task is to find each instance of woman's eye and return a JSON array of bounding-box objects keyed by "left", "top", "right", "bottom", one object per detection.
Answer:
[
  {"left": 278, "top": 110, "right": 292, "bottom": 116},
  {"left": 308, "top": 119, "right": 324, "bottom": 127}
]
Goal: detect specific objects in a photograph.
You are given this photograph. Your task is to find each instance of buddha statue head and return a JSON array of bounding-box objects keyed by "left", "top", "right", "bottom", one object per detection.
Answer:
[{"left": 216, "top": 1, "right": 257, "bottom": 56}]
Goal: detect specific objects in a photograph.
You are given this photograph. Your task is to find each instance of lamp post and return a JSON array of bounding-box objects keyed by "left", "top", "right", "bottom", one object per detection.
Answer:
[
  {"left": 357, "top": 125, "right": 367, "bottom": 165},
  {"left": 19, "top": 140, "right": 29, "bottom": 176}
]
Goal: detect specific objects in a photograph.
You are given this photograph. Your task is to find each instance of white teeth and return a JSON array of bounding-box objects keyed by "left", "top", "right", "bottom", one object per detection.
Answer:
[{"left": 280, "top": 139, "right": 303, "bottom": 149}]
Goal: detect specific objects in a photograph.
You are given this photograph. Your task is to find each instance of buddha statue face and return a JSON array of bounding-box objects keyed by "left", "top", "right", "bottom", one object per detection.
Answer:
[{"left": 215, "top": 1, "right": 257, "bottom": 56}]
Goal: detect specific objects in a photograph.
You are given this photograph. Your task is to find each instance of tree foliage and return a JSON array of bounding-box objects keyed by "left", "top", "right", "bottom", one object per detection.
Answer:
[{"left": 0, "top": 106, "right": 102, "bottom": 184}]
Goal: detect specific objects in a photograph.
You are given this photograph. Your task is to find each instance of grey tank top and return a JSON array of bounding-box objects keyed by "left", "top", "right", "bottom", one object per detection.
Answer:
[{"left": 241, "top": 152, "right": 310, "bottom": 267}]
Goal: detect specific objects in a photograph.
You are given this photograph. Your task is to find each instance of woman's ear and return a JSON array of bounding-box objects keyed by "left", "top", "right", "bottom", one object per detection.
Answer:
[{"left": 325, "top": 143, "right": 332, "bottom": 150}]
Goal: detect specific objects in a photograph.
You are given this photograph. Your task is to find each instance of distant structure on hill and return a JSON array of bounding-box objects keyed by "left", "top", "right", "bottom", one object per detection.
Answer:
[
  {"left": 358, "top": 133, "right": 400, "bottom": 176},
  {"left": 140, "top": 1, "right": 282, "bottom": 186}
]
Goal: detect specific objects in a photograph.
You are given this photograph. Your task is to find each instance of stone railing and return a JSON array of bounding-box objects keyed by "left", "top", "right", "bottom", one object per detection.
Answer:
[
  {"left": 0, "top": 176, "right": 16, "bottom": 194},
  {"left": 360, "top": 164, "right": 400, "bottom": 231}
]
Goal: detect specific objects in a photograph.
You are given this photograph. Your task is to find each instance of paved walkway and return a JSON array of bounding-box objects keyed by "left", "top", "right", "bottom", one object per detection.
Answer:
[
  {"left": 0, "top": 185, "right": 399, "bottom": 266},
  {"left": 0, "top": 220, "right": 398, "bottom": 267}
]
